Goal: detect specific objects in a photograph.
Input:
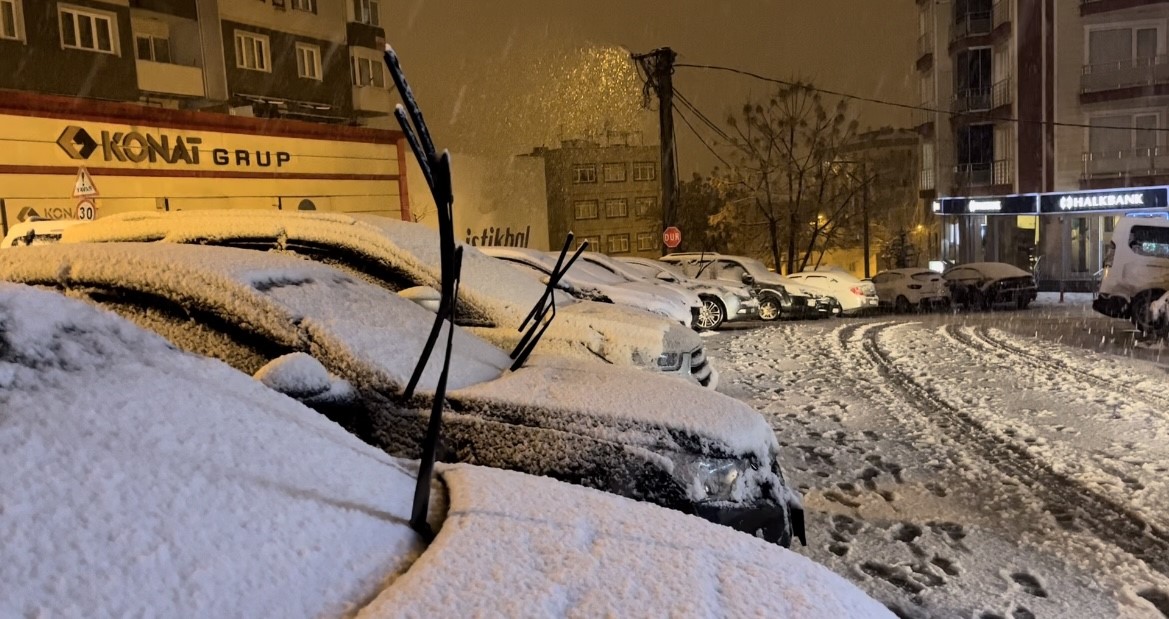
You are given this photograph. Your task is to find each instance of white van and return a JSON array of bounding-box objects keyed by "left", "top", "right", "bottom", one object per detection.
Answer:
[
  {"left": 1094, "top": 215, "right": 1169, "bottom": 335},
  {"left": 2, "top": 219, "right": 83, "bottom": 248}
]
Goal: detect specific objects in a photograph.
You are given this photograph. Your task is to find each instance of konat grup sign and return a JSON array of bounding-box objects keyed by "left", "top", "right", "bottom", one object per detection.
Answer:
[{"left": 55, "top": 125, "right": 291, "bottom": 168}]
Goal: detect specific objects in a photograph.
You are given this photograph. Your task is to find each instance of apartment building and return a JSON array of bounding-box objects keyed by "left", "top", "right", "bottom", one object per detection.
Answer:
[
  {"left": 915, "top": 0, "right": 1169, "bottom": 290},
  {"left": 0, "top": 0, "right": 408, "bottom": 234},
  {"left": 529, "top": 135, "right": 664, "bottom": 259}
]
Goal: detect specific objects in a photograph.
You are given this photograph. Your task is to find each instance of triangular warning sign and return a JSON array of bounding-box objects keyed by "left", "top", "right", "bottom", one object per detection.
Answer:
[{"left": 73, "top": 167, "right": 99, "bottom": 198}]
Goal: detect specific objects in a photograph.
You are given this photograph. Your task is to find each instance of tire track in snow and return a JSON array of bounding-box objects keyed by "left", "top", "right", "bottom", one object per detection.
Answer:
[
  {"left": 956, "top": 325, "right": 1169, "bottom": 413},
  {"left": 861, "top": 322, "right": 1169, "bottom": 579}
]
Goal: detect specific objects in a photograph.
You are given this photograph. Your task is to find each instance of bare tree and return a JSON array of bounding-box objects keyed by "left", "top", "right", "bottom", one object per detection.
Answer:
[{"left": 717, "top": 83, "right": 865, "bottom": 274}]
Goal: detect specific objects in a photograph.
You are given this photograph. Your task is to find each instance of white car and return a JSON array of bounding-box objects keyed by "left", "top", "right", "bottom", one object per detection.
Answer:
[
  {"left": 870, "top": 268, "right": 951, "bottom": 312},
  {"left": 481, "top": 246, "right": 701, "bottom": 328},
  {"left": 943, "top": 262, "right": 1038, "bottom": 311},
  {"left": 618, "top": 255, "right": 759, "bottom": 329},
  {"left": 786, "top": 268, "right": 879, "bottom": 315},
  {"left": 2, "top": 218, "right": 82, "bottom": 247},
  {"left": 1095, "top": 215, "right": 1169, "bottom": 336},
  {"left": 0, "top": 282, "right": 892, "bottom": 617},
  {"left": 56, "top": 210, "right": 717, "bottom": 388},
  {"left": 660, "top": 252, "right": 835, "bottom": 320},
  {"left": 0, "top": 243, "right": 794, "bottom": 541}
]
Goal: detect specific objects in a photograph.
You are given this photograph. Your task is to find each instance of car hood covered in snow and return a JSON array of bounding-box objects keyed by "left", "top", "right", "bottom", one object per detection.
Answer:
[
  {"left": 60, "top": 210, "right": 698, "bottom": 367},
  {"left": 0, "top": 243, "right": 758, "bottom": 459},
  {"left": 0, "top": 283, "right": 890, "bottom": 618}
]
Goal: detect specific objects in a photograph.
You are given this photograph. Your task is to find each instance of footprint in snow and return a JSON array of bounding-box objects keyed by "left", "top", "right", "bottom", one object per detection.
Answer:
[{"left": 1010, "top": 572, "right": 1048, "bottom": 598}]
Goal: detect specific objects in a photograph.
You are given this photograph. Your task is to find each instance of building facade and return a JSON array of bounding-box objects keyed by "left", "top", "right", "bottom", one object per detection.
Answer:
[
  {"left": 0, "top": 0, "right": 407, "bottom": 235},
  {"left": 530, "top": 135, "right": 664, "bottom": 259},
  {"left": 915, "top": 0, "right": 1169, "bottom": 290}
]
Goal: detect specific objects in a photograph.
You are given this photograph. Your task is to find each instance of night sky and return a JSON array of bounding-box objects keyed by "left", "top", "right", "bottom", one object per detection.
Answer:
[{"left": 385, "top": 0, "right": 917, "bottom": 176}]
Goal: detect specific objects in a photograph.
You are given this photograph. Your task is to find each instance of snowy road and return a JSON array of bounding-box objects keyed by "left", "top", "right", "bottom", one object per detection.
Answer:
[{"left": 705, "top": 299, "right": 1169, "bottom": 618}]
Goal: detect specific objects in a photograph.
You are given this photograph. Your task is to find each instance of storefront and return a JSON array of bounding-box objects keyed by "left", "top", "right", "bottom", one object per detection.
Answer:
[
  {"left": 933, "top": 186, "right": 1169, "bottom": 291},
  {"left": 0, "top": 92, "right": 410, "bottom": 236}
]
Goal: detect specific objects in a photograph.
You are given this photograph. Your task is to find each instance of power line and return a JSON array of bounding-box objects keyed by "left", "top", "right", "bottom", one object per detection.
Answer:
[
  {"left": 672, "top": 98, "right": 734, "bottom": 170},
  {"left": 672, "top": 88, "right": 735, "bottom": 145},
  {"left": 675, "top": 61, "right": 1169, "bottom": 134}
]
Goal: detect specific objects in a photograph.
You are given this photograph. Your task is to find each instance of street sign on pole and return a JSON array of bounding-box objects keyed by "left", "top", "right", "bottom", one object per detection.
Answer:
[
  {"left": 663, "top": 226, "right": 682, "bottom": 249},
  {"left": 72, "top": 167, "right": 99, "bottom": 198},
  {"left": 76, "top": 198, "right": 96, "bottom": 221}
]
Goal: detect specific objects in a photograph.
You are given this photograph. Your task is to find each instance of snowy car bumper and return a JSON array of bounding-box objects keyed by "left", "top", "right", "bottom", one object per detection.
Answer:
[{"left": 694, "top": 500, "right": 805, "bottom": 547}]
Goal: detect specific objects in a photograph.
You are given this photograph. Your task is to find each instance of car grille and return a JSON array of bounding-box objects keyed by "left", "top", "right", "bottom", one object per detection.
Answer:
[
  {"left": 692, "top": 347, "right": 713, "bottom": 387},
  {"left": 996, "top": 276, "right": 1036, "bottom": 292}
]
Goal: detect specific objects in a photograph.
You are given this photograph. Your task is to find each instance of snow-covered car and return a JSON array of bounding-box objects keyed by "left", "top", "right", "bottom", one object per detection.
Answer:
[
  {"left": 481, "top": 245, "right": 701, "bottom": 327},
  {"left": 661, "top": 252, "right": 834, "bottom": 320},
  {"left": 0, "top": 283, "right": 891, "bottom": 617},
  {"left": 56, "top": 210, "right": 716, "bottom": 389},
  {"left": 943, "top": 262, "right": 1038, "bottom": 310},
  {"left": 0, "top": 243, "right": 799, "bottom": 546},
  {"left": 786, "top": 268, "right": 879, "bottom": 316},
  {"left": 1, "top": 218, "right": 82, "bottom": 247},
  {"left": 618, "top": 255, "right": 760, "bottom": 329},
  {"left": 1094, "top": 216, "right": 1169, "bottom": 336},
  {"left": 870, "top": 268, "right": 951, "bottom": 312}
]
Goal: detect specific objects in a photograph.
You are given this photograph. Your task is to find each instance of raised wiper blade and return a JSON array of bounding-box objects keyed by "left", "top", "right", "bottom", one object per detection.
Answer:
[
  {"left": 384, "top": 45, "right": 459, "bottom": 541},
  {"left": 509, "top": 234, "right": 588, "bottom": 370}
]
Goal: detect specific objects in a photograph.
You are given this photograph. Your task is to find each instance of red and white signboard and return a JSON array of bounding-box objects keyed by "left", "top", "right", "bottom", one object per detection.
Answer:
[
  {"left": 73, "top": 167, "right": 99, "bottom": 198},
  {"left": 76, "top": 198, "right": 96, "bottom": 221},
  {"left": 663, "top": 226, "right": 682, "bottom": 249}
]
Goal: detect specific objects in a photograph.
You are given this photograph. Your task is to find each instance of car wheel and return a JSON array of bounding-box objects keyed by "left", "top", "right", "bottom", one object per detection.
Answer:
[
  {"left": 696, "top": 297, "right": 726, "bottom": 330},
  {"left": 894, "top": 295, "right": 911, "bottom": 313},
  {"left": 1016, "top": 297, "right": 1031, "bottom": 310},
  {"left": 758, "top": 296, "right": 781, "bottom": 321},
  {"left": 1131, "top": 290, "right": 1168, "bottom": 336}
]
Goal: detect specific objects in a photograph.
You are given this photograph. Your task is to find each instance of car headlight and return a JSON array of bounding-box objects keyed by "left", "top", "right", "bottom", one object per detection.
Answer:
[
  {"left": 656, "top": 351, "right": 684, "bottom": 372},
  {"left": 670, "top": 453, "right": 749, "bottom": 502}
]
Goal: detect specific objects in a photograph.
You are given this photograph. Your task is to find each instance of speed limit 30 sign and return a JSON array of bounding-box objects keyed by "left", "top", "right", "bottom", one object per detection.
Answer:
[{"left": 76, "top": 198, "right": 96, "bottom": 221}]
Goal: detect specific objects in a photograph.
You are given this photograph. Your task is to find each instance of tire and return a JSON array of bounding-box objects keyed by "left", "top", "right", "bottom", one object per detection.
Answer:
[
  {"left": 894, "top": 295, "right": 911, "bottom": 313},
  {"left": 1016, "top": 297, "right": 1031, "bottom": 310},
  {"left": 696, "top": 297, "right": 726, "bottom": 330},
  {"left": 1131, "top": 290, "right": 1168, "bottom": 336},
  {"left": 758, "top": 296, "right": 782, "bottom": 321}
]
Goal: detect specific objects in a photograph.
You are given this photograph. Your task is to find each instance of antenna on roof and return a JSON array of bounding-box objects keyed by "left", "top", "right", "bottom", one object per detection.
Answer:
[{"left": 385, "top": 44, "right": 460, "bottom": 541}]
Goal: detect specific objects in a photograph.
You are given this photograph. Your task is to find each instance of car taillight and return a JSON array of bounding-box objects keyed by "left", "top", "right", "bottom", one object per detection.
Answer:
[{"left": 850, "top": 286, "right": 864, "bottom": 296}]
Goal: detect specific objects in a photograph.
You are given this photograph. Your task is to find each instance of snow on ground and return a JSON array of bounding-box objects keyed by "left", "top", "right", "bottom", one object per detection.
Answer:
[{"left": 705, "top": 311, "right": 1169, "bottom": 619}]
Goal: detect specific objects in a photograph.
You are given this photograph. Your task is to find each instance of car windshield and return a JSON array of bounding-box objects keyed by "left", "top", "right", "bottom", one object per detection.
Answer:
[
  {"left": 737, "top": 258, "right": 775, "bottom": 278},
  {"left": 566, "top": 258, "right": 629, "bottom": 286},
  {"left": 910, "top": 271, "right": 940, "bottom": 281}
]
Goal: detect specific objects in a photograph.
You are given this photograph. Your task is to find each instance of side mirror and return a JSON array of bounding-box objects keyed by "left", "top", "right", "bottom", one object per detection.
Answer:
[
  {"left": 254, "top": 352, "right": 356, "bottom": 405},
  {"left": 398, "top": 285, "right": 443, "bottom": 313},
  {"left": 741, "top": 273, "right": 755, "bottom": 285}
]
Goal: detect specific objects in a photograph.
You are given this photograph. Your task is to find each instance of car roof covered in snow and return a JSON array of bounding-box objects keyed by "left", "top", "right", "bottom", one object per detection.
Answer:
[
  {"left": 0, "top": 283, "right": 892, "bottom": 618},
  {"left": 945, "top": 262, "right": 1032, "bottom": 279},
  {"left": 59, "top": 210, "right": 688, "bottom": 367}
]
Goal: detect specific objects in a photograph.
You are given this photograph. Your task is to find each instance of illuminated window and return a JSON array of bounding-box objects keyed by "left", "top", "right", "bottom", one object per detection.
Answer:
[
  {"left": 352, "top": 56, "right": 385, "bottom": 87},
  {"left": 607, "top": 234, "right": 631, "bottom": 253},
  {"left": 633, "top": 161, "right": 656, "bottom": 181},
  {"left": 637, "top": 232, "right": 656, "bottom": 251},
  {"left": 573, "top": 165, "right": 597, "bottom": 183},
  {"left": 296, "top": 43, "right": 322, "bottom": 80},
  {"left": 605, "top": 198, "right": 628, "bottom": 218},
  {"left": 234, "top": 30, "right": 270, "bottom": 71}
]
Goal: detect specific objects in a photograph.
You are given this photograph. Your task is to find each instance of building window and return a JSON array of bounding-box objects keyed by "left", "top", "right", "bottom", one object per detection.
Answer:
[
  {"left": 291, "top": 0, "right": 316, "bottom": 12},
  {"left": 637, "top": 232, "right": 657, "bottom": 251},
  {"left": 572, "top": 165, "right": 597, "bottom": 183},
  {"left": 1, "top": 0, "right": 24, "bottom": 41},
  {"left": 356, "top": 0, "right": 380, "bottom": 26},
  {"left": 577, "top": 235, "right": 601, "bottom": 251},
  {"left": 135, "top": 34, "right": 170, "bottom": 63},
  {"left": 1087, "top": 25, "right": 1161, "bottom": 70},
  {"left": 574, "top": 200, "right": 599, "bottom": 220},
  {"left": 633, "top": 161, "right": 656, "bottom": 181},
  {"left": 1089, "top": 113, "right": 1160, "bottom": 156},
  {"left": 605, "top": 198, "right": 628, "bottom": 218},
  {"left": 352, "top": 56, "right": 385, "bottom": 87},
  {"left": 603, "top": 163, "right": 627, "bottom": 182},
  {"left": 234, "top": 30, "right": 270, "bottom": 72},
  {"left": 633, "top": 196, "right": 657, "bottom": 217},
  {"left": 296, "top": 42, "right": 322, "bottom": 80},
  {"left": 60, "top": 5, "right": 118, "bottom": 55},
  {"left": 607, "top": 234, "right": 631, "bottom": 254}
]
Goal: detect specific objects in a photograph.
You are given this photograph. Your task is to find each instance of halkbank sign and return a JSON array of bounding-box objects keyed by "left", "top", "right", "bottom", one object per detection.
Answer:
[{"left": 55, "top": 125, "right": 292, "bottom": 168}]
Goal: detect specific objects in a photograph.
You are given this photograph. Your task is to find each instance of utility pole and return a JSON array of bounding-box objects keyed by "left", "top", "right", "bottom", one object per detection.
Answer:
[
  {"left": 862, "top": 163, "right": 872, "bottom": 278},
  {"left": 632, "top": 47, "right": 678, "bottom": 256}
]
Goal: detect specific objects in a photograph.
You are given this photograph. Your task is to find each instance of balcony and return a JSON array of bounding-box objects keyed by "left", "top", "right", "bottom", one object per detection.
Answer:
[
  {"left": 993, "top": 0, "right": 1012, "bottom": 30},
  {"left": 352, "top": 85, "right": 392, "bottom": 115},
  {"left": 135, "top": 59, "right": 205, "bottom": 98},
  {"left": 1081, "top": 55, "right": 1169, "bottom": 95},
  {"left": 952, "top": 79, "right": 1010, "bottom": 114},
  {"left": 918, "top": 32, "right": 934, "bottom": 60},
  {"left": 914, "top": 102, "right": 936, "bottom": 132},
  {"left": 951, "top": 10, "right": 992, "bottom": 42},
  {"left": 954, "top": 160, "right": 1012, "bottom": 188},
  {"left": 920, "top": 167, "right": 936, "bottom": 191},
  {"left": 1082, "top": 148, "right": 1169, "bottom": 180}
]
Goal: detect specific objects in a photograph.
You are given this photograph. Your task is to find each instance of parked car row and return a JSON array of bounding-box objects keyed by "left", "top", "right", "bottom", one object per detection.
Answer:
[{"left": 871, "top": 262, "right": 1038, "bottom": 313}]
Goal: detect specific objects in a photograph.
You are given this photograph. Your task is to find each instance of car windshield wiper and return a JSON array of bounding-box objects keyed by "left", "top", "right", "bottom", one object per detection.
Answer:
[
  {"left": 384, "top": 45, "right": 460, "bottom": 541},
  {"left": 510, "top": 234, "right": 588, "bottom": 371}
]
